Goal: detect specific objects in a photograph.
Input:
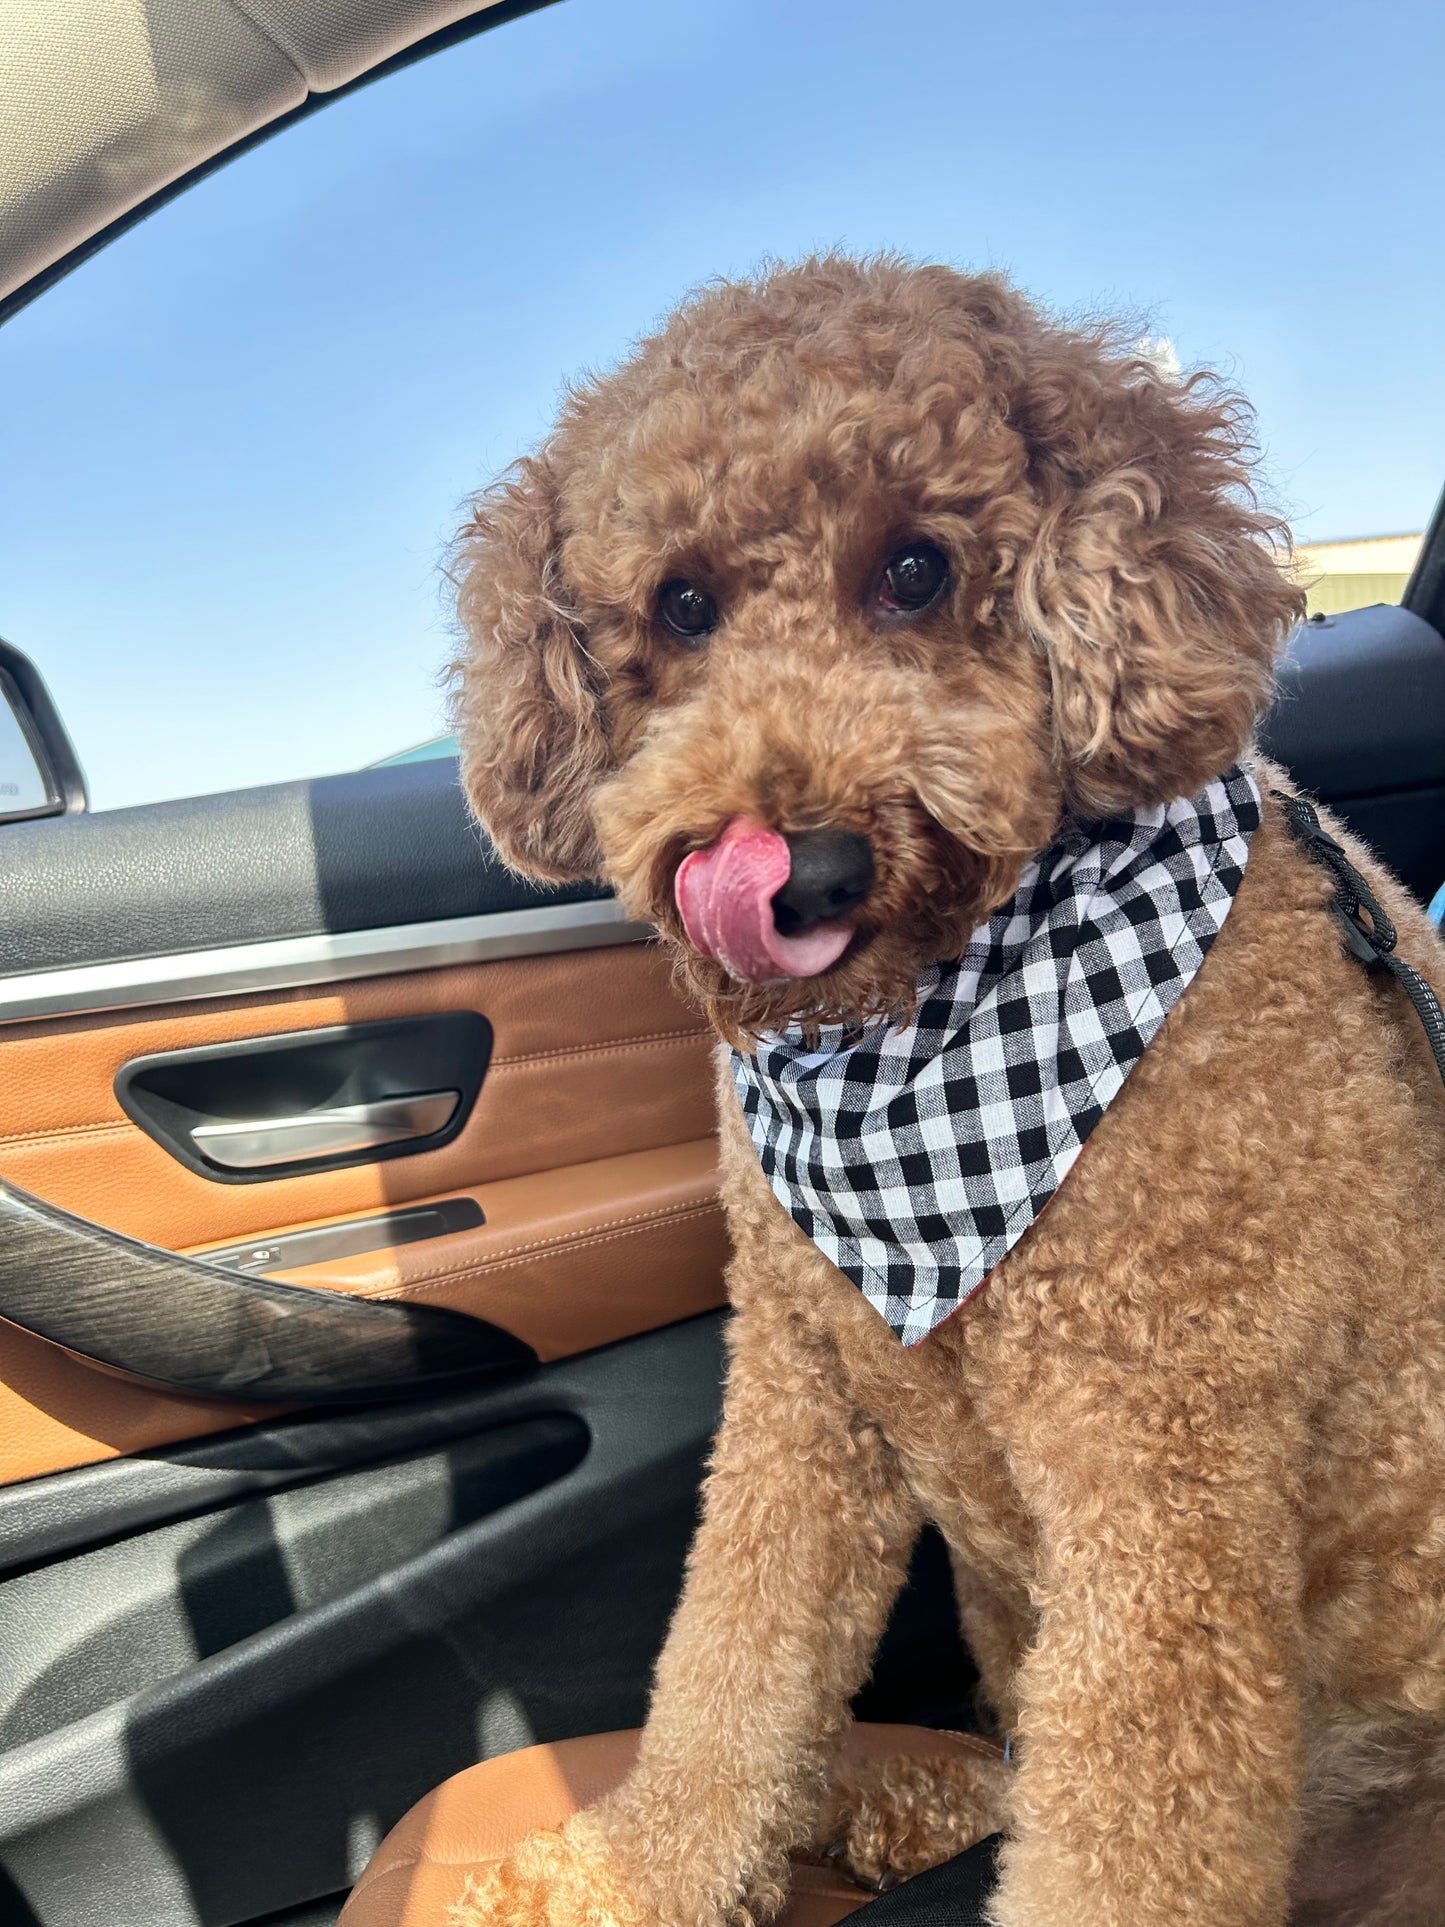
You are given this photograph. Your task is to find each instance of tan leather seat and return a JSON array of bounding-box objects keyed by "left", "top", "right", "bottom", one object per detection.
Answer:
[{"left": 340, "top": 1723, "right": 1004, "bottom": 1927}]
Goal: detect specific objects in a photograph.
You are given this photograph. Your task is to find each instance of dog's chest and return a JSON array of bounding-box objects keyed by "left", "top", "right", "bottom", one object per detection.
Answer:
[{"left": 822, "top": 1264, "right": 1042, "bottom": 1590}]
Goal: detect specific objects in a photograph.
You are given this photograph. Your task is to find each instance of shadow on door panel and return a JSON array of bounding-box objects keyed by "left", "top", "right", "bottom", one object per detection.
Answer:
[{"left": 0, "top": 1319, "right": 727, "bottom": 1927}]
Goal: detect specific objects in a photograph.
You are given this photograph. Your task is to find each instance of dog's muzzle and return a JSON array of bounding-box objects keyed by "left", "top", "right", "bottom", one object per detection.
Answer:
[{"left": 674, "top": 817, "right": 868, "bottom": 983}]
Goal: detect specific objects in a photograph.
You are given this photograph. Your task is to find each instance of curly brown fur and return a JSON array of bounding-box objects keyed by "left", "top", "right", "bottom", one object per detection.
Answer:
[
  {"left": 813, "top": 1749, "right": 1012, "bottom": 1888},
  {"left": 449, "top": 256, "right": 1445, "bottom": 1926},
  {"left": 452, "top": 1815, "right": 652, "bottom": 1927}
]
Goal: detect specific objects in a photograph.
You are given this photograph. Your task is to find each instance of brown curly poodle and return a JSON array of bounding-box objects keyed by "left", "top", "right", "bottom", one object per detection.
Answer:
[{"left": 447, "top": 257, "right": 1445, "bottom": 1927}]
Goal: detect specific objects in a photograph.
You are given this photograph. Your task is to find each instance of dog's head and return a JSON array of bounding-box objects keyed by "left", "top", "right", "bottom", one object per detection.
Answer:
[{"left": 451, "top": 257, "right": 1301, "bottom": 1041}]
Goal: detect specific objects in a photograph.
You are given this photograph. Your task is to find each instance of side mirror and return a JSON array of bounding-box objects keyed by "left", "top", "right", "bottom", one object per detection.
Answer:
[{"left": 0, "top": 638, "right": 87, "bottom": 820}]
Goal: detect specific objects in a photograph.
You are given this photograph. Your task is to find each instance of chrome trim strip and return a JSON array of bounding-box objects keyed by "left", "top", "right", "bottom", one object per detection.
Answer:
[
  {"left": 0, "top": 899, "right": 651, "bottom": 1024},
  {"left": 191, "top": 1089, "right": 461, "bottom": 1170}
]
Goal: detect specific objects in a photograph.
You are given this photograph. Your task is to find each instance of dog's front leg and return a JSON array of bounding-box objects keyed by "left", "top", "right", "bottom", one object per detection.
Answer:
[
  {"left": 992, "top": 1373, "right": 1304, "bottom": 1927},
  {"left": 455, "top": 1295, "right": 921, "bottom": 1927}
]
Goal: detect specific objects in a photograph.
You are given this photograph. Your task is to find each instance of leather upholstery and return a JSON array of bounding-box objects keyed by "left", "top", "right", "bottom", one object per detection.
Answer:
[
  {"left": 0, "top": 945, "right": 723, "bottom": 1485},
  {"left": 0, "top": 947, "right": 710, "bottom": 1248},
  {"left": 340, "top": 1725, "right": 1008, "bottom": 1927},
  {"left": 0, "top": 1322, "right": 285, "bottom": 1491},
  {"left": 248, "top": 1140, "right": 726, "bottom": 1361}
]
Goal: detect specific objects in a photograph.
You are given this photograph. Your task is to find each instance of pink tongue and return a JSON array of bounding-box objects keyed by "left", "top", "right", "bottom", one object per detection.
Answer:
[{"left": 674, "top": 816, "right": 855, "bottom": 984}]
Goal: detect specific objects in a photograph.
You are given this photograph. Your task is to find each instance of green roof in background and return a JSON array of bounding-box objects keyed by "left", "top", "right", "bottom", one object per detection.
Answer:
[
  {"left": 370, "top": 733, "right": 459, "bottom": 767},
  {"left": 1297, "top": 532, "right": 1421, "bottom": 620},
  {"left": 1303, "top": 573, "right": 1412, "bottom": 618}
]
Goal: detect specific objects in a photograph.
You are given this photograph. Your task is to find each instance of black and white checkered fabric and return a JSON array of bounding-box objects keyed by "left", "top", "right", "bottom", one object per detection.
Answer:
[{"left": 732, "top": 765, "right": 1262, "bottom": 1346}]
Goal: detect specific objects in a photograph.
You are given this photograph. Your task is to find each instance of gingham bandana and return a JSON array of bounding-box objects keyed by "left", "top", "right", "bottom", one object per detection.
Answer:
[{"left": 732, "top": 765, "right": 1261, "bottom": 1345}]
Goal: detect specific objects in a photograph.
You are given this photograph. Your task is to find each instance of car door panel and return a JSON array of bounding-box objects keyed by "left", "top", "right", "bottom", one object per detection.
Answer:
[
  {"left": 247, "top": 1137, "right": 724, "bottom": 1353},
  {"left": 0, "top": 757, "right": 604, "bottom": 979},
  {"left": 0, "top": 1325, "right": 284, "bottom": 1495},
  {"left": 0, "top": 948, "right": 712, "bottom": 1248},
  {"left": 114, "top": 1013, "right": 498, "bottom": 1183},
  {"left": 0, "top": 938, "right": 723, "bottom": 1486},
  {"left": 0, "top": 1312, "right": 974, "bottom": 1927},
  {"left": 0, "top": 1316, "right": 726, "bottom": 1927},
  {"left": 0, "top": 753, "right": 749, "bottom": 1924}
]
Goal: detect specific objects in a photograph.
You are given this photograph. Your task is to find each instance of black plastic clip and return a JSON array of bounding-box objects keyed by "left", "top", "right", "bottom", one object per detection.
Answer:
[
  {"left": 1273, "top": 791, "right": 1398, "bottom": 971},
  {"left": 1274, "top": 787, "right": 1445, "bottom": 1092}
]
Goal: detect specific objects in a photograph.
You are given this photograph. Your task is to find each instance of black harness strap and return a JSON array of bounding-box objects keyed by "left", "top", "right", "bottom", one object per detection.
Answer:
[{"left": 1274, "top": 790, "right": 1445, "bottom": 1090}]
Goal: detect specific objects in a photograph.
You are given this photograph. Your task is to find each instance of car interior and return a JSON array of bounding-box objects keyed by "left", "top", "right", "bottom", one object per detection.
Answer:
[{"left": 1, "top": 5, "right": 1443, "bottom": 1925}]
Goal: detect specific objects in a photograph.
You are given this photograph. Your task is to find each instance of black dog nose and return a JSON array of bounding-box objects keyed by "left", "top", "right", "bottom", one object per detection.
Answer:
[{"left": 771, "top": 830, "right": 875, "bottom": 936}]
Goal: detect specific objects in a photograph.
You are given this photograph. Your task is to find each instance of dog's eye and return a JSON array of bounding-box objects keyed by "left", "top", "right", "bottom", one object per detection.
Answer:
[
  {"left": 879, "top": 542, "right": 949, "bottom": 614},
  {"left": 657, "top": 579, "right": 718, "bottom": 643}
]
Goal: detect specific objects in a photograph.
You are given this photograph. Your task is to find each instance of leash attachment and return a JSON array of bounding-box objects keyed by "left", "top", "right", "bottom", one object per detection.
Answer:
[{"left": 1274, "top": 789, "right": 1445, "bottom": 1089}]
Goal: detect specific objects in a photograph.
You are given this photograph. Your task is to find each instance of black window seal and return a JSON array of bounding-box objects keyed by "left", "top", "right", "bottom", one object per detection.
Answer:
[{"left": 1402, "top": 484, "right": 1445, "bottom": 640}]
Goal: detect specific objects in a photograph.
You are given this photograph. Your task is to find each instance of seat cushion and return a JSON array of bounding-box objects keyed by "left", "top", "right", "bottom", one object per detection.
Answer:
[{"left": 340, "top": 1723, "right": 1005, "bottom": 1927}]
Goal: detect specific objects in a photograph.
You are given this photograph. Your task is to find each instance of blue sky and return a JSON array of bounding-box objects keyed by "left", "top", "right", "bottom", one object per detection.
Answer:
[{"left": 1, "top": 0, "right": 1442, "bottom": 811}]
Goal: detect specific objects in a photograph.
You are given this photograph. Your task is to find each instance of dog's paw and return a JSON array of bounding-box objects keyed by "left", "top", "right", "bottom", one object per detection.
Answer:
[
  {"left": 811, "top": 1750, "right": 1011, "bottom": 1891},
  {"left": 450, "top": 1813, "right": 655, "bottom": 1927}
]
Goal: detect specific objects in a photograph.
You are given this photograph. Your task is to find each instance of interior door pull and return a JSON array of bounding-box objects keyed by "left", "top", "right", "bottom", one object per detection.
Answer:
[
  {"left": 0, "top": 1169, "right": 534, "bottom": 1402},
  {"left": 191, "top": 1090, "right": 460, "bottom": 1171}
]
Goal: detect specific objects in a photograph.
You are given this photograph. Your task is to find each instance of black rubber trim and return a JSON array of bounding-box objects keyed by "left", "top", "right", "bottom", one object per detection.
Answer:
[
  {"left": 0, "top": 0, "right": 566, "bottom": 329},
  {"left": 0, "top": 756, "right": 607, "bottom": 976},
  {"left": 0, "top": 640, "right": 87, "bottom": 817},
  {"left": 1403, "top": 483, "right": 1445, "bottom": 638},
  {"left": 0, "top": 1169, "right": 534, "bottom": 1403}
]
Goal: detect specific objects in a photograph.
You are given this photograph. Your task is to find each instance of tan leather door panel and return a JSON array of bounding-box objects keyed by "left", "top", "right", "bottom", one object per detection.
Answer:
[
  {"left": 217, "top": 1139, "right": 724, "bottom": 1361},
  {"left": 0, "top": 947, "right": 710, "bottom": 1243},
  {"left": 0, "top": 942, "right": 726, "bottom": 1485}
]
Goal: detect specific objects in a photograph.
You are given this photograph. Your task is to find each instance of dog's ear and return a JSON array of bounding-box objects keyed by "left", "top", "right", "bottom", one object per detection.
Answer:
[
  {"left": 449, "top": 453, "right": 609, "bottom": 883},
  {"left": 1013, "top": 338, "right": 1304, "bottom": 815}
]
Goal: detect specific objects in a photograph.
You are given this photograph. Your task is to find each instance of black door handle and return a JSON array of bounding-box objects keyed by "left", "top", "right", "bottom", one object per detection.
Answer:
[{"left": 0, "top": 1170, "right": 533, "bottom": 1403}]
